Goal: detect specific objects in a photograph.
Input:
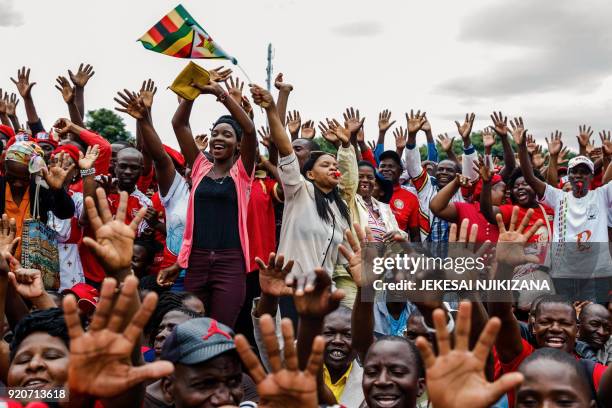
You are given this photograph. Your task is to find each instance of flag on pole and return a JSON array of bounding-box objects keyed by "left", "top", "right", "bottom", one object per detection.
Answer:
[{"left": 138, "top": 5, "right": 237, "bottom": 64}]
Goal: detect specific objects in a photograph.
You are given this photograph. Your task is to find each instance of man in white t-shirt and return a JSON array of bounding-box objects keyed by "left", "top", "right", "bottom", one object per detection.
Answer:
[{"left": 518, "top": 127, "right": 612, "bottom": 301}]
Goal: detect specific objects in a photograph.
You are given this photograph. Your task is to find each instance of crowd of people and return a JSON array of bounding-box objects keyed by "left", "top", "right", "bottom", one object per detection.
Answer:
[{"left": 0, "top": 62, "right": 610, "bottom": 407}]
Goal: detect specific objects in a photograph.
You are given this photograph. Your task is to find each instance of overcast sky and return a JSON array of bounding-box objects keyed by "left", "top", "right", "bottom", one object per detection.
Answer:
[{"left": 2, "top": 0, "right": 612, "bottom": 151}]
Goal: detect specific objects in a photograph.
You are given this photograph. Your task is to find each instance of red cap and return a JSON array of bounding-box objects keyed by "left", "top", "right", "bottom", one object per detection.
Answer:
[
  {"left": 472, "top": 174, "right": 504, "bottom": 200},
  {"left": 0, "top": 124, "right": 15, "bottom": 140},
  {"left": 34, "top": 131, "right": 59, "bottom": 149},
  {"left": 53, "top": 144, "right": 80, "bottom": 164},
  {"left": 6, "top": 133, "right": 34, "bottom": 148},
  {"left": 62, "top": 283, "right": 99, "bottom": 313},
  {"left": 164, "top": 144, "right": 186, "bottom": 168}
]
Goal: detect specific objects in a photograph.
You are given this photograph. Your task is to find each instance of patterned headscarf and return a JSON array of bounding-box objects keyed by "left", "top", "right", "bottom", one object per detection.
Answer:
[{"left": 5, "top": 141, "right": 47, "bottom": 174}]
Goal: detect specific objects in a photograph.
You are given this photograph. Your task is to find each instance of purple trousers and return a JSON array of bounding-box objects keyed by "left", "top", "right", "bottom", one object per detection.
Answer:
[{"left": 185, "top": 248, "right": 246, "bottom": 328}]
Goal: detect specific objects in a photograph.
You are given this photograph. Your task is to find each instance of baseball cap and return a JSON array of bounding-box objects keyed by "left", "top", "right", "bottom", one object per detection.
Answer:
[
  {"left": 62, "top": 283, "right": 99, "bottom": 314},
  {"left": 379, "top": 150, "right": 403, "bottom": 169},
  {"left": 161, "top": 318, "right": 235, "bottom": 365},
  {"left": 34, "top": 131, "right": 58, "bottom": 148},
  {"left": 568, "top": 156, "right": 594, "bottom": 173}
]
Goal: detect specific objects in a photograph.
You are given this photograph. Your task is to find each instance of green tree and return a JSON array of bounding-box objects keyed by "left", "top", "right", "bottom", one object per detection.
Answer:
[
  {"left": 314, "top": 137, "right": 338, "bottom": 156},
  {"left": 85, "top": 108, "right": 133, "bottom": 143}
]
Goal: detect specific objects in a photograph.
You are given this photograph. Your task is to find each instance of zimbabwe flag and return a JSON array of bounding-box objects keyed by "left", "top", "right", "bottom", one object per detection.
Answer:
[{"left": 138, "top": 5, "right": 237, "bottom": 62}]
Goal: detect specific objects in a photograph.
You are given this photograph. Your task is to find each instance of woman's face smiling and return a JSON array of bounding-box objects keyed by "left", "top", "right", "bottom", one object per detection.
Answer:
[{"left": 8, "top": 332, "right": 69, "bottom": 390}]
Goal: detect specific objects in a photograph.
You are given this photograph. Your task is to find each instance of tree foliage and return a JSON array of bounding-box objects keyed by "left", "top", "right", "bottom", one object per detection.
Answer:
[{"left": 85, "top": 108, "right": 132, "bottom": 143}]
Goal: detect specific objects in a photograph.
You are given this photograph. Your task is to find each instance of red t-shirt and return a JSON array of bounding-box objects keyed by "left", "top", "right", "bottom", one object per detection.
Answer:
[
  {"left": 137, "top": 166, "right": 155, "bottom": 194},
  {"left": 498, "top": 204, "right": 554, "bottom": 243},
  {"left": 148, "top": 192, "right": 166, "bottom": 276},
  {"left": 454, "top": 202, "right": 499, "bottom": 243},
  {"left": 498, "top": 338, "right": 607, "bottom": 407},
  {"left": 247, "top": 176, "right": 278, "bottom": 272},
  {"left": 389, "top": 185, "right": 420, "bottom": 232}
]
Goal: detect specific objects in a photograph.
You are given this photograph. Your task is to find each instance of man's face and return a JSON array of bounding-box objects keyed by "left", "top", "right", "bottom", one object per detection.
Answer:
[
  {"left": 578, "top": 305, "right": 611, "bottom": 350},
  {"left": 363, "top": 340, "right": 423, "bottom": 408},
  {"left": 163, "top": 353, "right": 243, "bottom": 408},
  {"left": 378, "top": 158, "right": 401, "bottom": 184},
  {"left": 435, "top": 160, "right": 458, "bottom": 188},
  {"left": 322, "top": 312, "right": 354, "bottom": 374},
  {"left": 533, "top": 302, "right": 577, "bottom": 353},
  {"left": 110, "top": 143, "right": 127, "bottom": 177},
  {"left": 153, "top": 310, "right": 192, "bottom": 358},
  {"left": 516, "top": 359, "right": 594, "bottom": 408},
  {"left": 568, "top": 165, "right": 593, "bottom": 197},
  {"left": 115, "top": 150, "right": 143, "bottom": 192},
  {"left": 292, "top": 139, "right": 312, "bottom": 170}
]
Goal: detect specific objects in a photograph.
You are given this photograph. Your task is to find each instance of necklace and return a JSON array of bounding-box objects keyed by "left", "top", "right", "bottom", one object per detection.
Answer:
[{"left": 210, "top": 167, "right": 229, "bottom": 184}]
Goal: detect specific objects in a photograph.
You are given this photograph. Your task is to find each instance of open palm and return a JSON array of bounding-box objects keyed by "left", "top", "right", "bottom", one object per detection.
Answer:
[
  {"left": 83, "top": 188, "right": 146, "bottom": 273},
  {"left": 256, "top": 252, "right": 294, "bottom": 297}
]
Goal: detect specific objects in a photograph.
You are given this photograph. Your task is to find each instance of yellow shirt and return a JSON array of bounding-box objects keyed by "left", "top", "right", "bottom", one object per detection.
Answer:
[
  {"left": 323, "top": 362, "right": 353, "bottom": 402},
  {"left": 5, "top": 184, "right": 30, "bottom": 260}
]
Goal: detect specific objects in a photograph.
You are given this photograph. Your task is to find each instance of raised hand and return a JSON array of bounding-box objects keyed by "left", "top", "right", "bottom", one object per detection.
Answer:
[
  {"left": 343, "top": 107, "right": 365, "bottom": 136},
  {"left": 292, "top": 268, "right": 344, "bottom": 318},
  {"left": 55, "top": 76, "right": 75, "bottom": 104},
  {"left": 378, "top": 109, "right": 396, "bottom": 133},
  {"left": 10, "top": 67, "right": 36, "bottom": 98},
  {"left": 455, "top": 112, "right": 476, "bottom": 141},
  {"left": 366, "top": 140, "right": 376, "bottom": 151},
  {"left": 286, "top": 110, "right": 301, "bottom": 136},
  {"left": 195, "top": 134, "right": 209, "bottom": 151},
  {"left": 416, "top": 302, "right": 524, "bottom": 408},
  {"left": 437, "top": 133, "right": 455, "bottom": 153},
  {"left": 531, "top": 145, "right": 545, "bottom": 169},
  {"left": 490, "top": 111, "right": 509, "bottom": 137},
  {"left": 406, "top": 109, "right": 427, "bottom": 135},
  {"left": 327, "top": 118, "right": 350, "bottom": 146},
  {"left": 8, "top": 268, "right": 45, "bottom": 300},
  {"left": 509, "top": 117, "right": 527, "bottom": 145},
  {"left": 6, "top": 93, "right": 18, "bottom": 116},
  {"left": 235, "top": 316, "right": 321, "bottom": 408},
  {"left": 44, "top": 152, "right": 75, "bottom": 189},
  {"left": 318, "top": 120, "right": 340, "bottom": 148},
  {"left": 599, "top": 130, "right": 612, "bottom": 156},
  {"left": 68, "top": 63, "right": 95, "bottom": 88},
  {"left": 482, "top": 127, "right": 496, "bottom": 150},
  {"left": 249, "top": 84, "right": 274, "bottom": 109},
  {"left": 256, "top": 252, "right": 294, "bottom": 297},
  {"left": 241, "top": 95, "right": 254, "bottom": 118},
  {"left": 0, "top": 91, "right": 7, "bottom": 114},
  {"left": 577, "top": 125, "right": 593, "bottom": 149},
  {"left": 191, "top": 66, "right": 231, "bottom": 96},
  {"left": 394, "top": 126, "right": 408, "bottom": 152},
  {"left": 83, "top": 188, "right": 147, "bottom": 274},
  {"left": 0, "top": 214, "right": 19, "bottom": 256},
  {"left": 78, "top": 144, "right": 100, "bottom": 170},
  {"left": 64, "top": 276, "right": 174, "bottom": 397},
  {"left": 545, "top": 130, "right": 563, "bottom": 156},
  {"left": 556, "top": 146, "right": 569, "bottom": 164},
  {"left": 258, "top": 126, "right": 272, "bottom": 148},
  {"left": 224, "top": 76, "right": 244, "bottom": 105},
  {"left": 114, "top": 89, "right": 147, "bottom": 120},
  {"left": 495, "top": 206, "right": 543, "bottom": 267},
  {"left": 301, "top": 120, "right": 316, "bottom": 140},
  {"left": 139, "top": 79, "right": 157, "bottom": 109},
  {"left": 274, "top": 73, "right": 294, "bottom": 92},
  {"left": 525, "top": 134, "right": 538, "bottom": 155},
  {"left": 338, "top": 223, "right": 375, "bottom": 288}
]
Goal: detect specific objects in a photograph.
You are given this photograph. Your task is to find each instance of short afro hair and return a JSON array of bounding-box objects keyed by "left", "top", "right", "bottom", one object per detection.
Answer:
[{"left": 10, "top": 308, "right": 70, "bottom": 361}]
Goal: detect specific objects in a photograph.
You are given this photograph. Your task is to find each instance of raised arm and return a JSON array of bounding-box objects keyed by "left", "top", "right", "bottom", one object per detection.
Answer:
[
  {"left": 437, "top": 133, "right": 459, "bottom": 165},
  {"left": 512, "top": 117, "right": 547, "bottom": 198},
  {"left": 489, "top": 207, "right": 543, "bottom": 363},
  {"left": 0, "top": 92, "right": 10, "bottom": 127},
  {"left": 601, "top": 131, "right": 612, "bottom": 185},
  {"left": 11, "top": 67, "right": 43, "bottom": 131},
  {"left": 250, "top": 84, "right": 293, "bottom": 157},
  {"left": 544, "top": 131, "right": 562, "bottom": 187},
  {"left": 491, "top": 111, "right": 516, "bottom": 180},
  {"left": 55, "top": 76, "right": 84, "bottom": 127},
  {"left": 274, "top": 73, "right": 293, "bottom": 127},
  {"left": 171, "top": 98, "right": 198, "bottom": 168},
  {"left": 5, "top": 93, "right": 20, "bottom": 133},
  {"left": 422, "top": 117, "right": 438, "bottom": 162},
  {"left": 115, "top": 83, "right": 176, "bottom": 196},
  {"left": 478, "top": 158, "right": 502, "bottom": 225},
  {"left": 68, "top": 63, "right": 95, "bottom": 118},
  {"left": 376, "top": 109, "right": 395, "bottom": 161}
]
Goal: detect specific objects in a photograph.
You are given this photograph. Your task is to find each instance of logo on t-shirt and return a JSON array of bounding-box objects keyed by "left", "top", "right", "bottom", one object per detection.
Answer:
[
  {"left": 394, "top": 199, "right": 404, "bottom": 209},
  {"left": 576, "top": 230, "right": 593, "bottom": 251},
  {"left": 587, "top": 204, "right": 598, "bottom": 220}
]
